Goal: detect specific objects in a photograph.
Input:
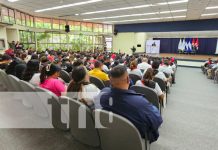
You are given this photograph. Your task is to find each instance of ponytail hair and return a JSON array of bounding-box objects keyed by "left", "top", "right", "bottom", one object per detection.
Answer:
[{"left": 40, "top": 63, "right": 61, "bottom": 83}]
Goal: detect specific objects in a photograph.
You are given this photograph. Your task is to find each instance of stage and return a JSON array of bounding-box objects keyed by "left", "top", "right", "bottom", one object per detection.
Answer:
[{"left": 152, "top": 53, "right": 217, "bottom": 68}]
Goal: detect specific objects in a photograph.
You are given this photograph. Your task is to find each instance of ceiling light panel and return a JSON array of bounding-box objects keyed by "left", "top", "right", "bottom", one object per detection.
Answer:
[{"left": 35, "top": 0, "right": 103, "bottom": 12}]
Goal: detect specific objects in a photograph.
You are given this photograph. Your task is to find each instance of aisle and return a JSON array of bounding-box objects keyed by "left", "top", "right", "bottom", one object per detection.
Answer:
[{"left": 152, "top": 67, "right": 218, "bottom": 150}]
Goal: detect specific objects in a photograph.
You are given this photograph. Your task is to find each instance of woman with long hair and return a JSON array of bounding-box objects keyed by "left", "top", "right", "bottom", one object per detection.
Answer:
[
  {"left": 40, "top": 63, "right": 66, "bottom": 97},
  {"left": 135, "top": 68, "right": 164, "bottom": 101},
  {"left": 128, "top": 60, "right": 142, "bottom": 78},
  {"left": 23, "top": 59, "right": 40, "bottom": 84},
  {"left": 67, "top": 66, "right": 100, "bottom": 106}
]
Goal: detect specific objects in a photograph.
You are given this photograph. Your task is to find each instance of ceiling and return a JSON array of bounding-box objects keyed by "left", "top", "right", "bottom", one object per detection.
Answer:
[{"left": 1, "top": 0, "right": 218, "bottom": 24}]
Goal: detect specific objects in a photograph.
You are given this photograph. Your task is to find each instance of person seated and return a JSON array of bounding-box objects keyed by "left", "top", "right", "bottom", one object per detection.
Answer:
[
  {"left": 159, "top": 59, "right": 174, "bottom": 77},
  {"left": 88, "top": 61, "right": 109, "bottom": 81},
  {"left": 14, "top": 63, "right": 27, "bottom": 79},
  {"left": 152, "top": 60, "right": 168, "bottom": 82},
  {"left": 22, "top": 59, "right": 40, "bottom": 86},
  {"left": 0, "top": 54, "right": 12, "bottom": 70},
  {"left": 40, "top": 63, "right": 66, "bottom": 97},
  {"left": 136, "top": 68, "right": 164, "bottom": 102},
  {"left": 128, "top": 60, "right": 142, "bottom": 78},
  {"left": 67, "top": 66, "right": 100, "bottom": 107},
  {"left": 94, "top": 65, "right": 162, "bottom": 143},
  {"left": 137, "top": 57, "right": 151, "bottom": 72}
]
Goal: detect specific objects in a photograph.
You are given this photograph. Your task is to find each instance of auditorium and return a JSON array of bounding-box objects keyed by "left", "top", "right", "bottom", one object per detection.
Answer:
[{"left": 0, "top": 0, "right": 218, "bottom": 150}]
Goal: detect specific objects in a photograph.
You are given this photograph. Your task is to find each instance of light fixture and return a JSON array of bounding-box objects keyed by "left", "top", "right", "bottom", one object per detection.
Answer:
[
  {"left": 75, "top": 14, "right": 79, "bottom": 16},
  {"left": 201, "top": 13, "right": 218, "bottom": 16},
  {"left": 81, "top": 4, "right": 152, "bottom": 15},
  {"left": 157, "top": 0, "right": 188, "bottom": 5},
  {"left": 104, "top": 16, "right": 186, "bottom": 24},
  {"left": 206, "top": 6, "right": 218, "bottom": 10},
  {"left": 81, "top": 0, "right": 188, "bottom": 15},
  {"left": 35, "top": 0, "right": 102, "bottom": 12},
  {"left": 83, "top": 9, "right": 187, "bottom": 21},
  {"left": 7, "top": 0, "right": 19, "bottom": 2}
]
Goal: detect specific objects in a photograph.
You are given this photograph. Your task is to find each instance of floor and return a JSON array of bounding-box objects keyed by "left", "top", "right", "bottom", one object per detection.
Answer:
[
  {"left": 151, "top": 67, "right": 218, "bottom": 150},
  {"left": 1, "top": 67, "right": 218, "bottom": 150}
]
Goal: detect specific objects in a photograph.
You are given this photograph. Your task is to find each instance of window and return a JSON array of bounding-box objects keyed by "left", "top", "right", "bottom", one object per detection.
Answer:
[
  {"left": 93, "top": 24, "right": 103, "bottom": 33},
  {"left": 87, "top": 23, "right": 93, "bottom": 32},
  {"left": 21, "top": 13, "right": 26, "bottom": 26},
  {"left": 30, "top": 16, "right": 34, "bottom": 27},
  {"left": 52, "top": 19, "right": 60, "bottom": 30},
  {"left": 19, "top": 30, "right": 35, "bottom": 49},
  {"left": 108, "top": 25, "right": 113, "bottom": 33},
  {"left": 26, "top": 15, "right": 31, "bottom": 27},
  {"left": 1, "top": 7, "right": 9, "bottom": 23},
  {"left": 68, "top": 21, "right": 74, "bottom": 31},
  {"left": 44, "top": 18, "right": 51, "bottom": 29},
  {"left": 15, "top": 11, "right": 22, "bottom": 25},
  {"left": 8, "top": 9, "right": 15, "bottom": 23},
  {"left": 59, "top": 20, "right": 66, "bottom": 30},
  {"left": 74, "top": 21, "right": 81, "bottom": 31}
]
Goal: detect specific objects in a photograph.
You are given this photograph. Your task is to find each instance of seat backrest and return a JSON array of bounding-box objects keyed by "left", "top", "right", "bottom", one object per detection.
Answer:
[
  {"left": 93, "top": 109, "right": 147, "bottom": 150},
  {"left": 129, "top": 74, "right": 141, "bottom": 84},
  {"left": 8, "top": 75, "right": 22, "bottom": 92},
  {"left": 130, "top": 85, "right": 159, "bottom": 109},
  {"left": 153, "top": 77, "right": 166, "bottom": 92},
  {"left": 35, "top": 87, "right": 69, "bottom": 130},
  {"left": 90, "top": 76, "right": 105, "bottom": 90},
  {"left": 60, "top": 70, "right": 71, "bottom": 83},
  {"left": 19, "top": 80, "right": 36, "bottom": 92},
  {"left": 69, "top": 99, "right": 100, "bottom": 147}
]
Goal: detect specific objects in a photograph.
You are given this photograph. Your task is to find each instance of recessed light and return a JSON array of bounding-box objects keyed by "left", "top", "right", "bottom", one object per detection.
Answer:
[
  {"left": 7, "top": 0, "right": 19, "bottom": 2},
  {"left": 201, "top": 13, "right": 218, "bottom": 16},
  {"left": 75, "top": 14, "right": 79, "bottom": 16},
  {"left": 35, "top": 0, "right": 102, "bottom": 12},
  {"left": 206, "top": 6, "right": 218, "bottom": 10}
]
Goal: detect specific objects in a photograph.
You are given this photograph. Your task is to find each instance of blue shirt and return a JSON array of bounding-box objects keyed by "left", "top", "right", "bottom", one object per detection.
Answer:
[{"left": 95, "top": 87, "right": 163, "bottom": 143}]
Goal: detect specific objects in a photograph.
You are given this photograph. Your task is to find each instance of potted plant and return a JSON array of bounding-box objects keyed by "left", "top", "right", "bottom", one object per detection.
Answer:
[{"left": 131, "top": 46, "right": 136, "bottom": 54}]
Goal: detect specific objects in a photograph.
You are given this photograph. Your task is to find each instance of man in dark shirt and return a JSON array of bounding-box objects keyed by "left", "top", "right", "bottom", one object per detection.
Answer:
[{"left": 95, "top": 65, "right": 163, "bottom": 143}]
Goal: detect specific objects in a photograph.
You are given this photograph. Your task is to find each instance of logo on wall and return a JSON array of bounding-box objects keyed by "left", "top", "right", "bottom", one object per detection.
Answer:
[{"left": 152, "top": 42, "right": 156, "bottom": 47}]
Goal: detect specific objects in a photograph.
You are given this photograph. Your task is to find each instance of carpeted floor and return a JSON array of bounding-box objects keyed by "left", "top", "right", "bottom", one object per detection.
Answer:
[
  {"left": 151, "top": 67, "right": 218, "bottom": 150},
  {"left": 0, "top": 67, "right": 218, "bottom": 150}
]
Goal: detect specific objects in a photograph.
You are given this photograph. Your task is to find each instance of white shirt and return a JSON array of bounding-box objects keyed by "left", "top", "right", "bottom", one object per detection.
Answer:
[
  {"left": 159, "top": 65, "right": 174, "bottom": 76},
  {"left": 29, "top": 73, "right": 41, "bottom": 86},
  {"left": 128, "top": 68, "right": 143, "bottom": 78},
  {"left": 135, "top": 80, "right": 163, "bottom": 96},
  {"left": 137, "top": 62, "right": 151, "bottom": 72},
  {"left": 155, "top": 72, "right": 167, "bottom": 82}
]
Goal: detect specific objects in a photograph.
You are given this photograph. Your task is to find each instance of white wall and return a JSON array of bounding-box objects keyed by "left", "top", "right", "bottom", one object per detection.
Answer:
[
  {"left": 0, "top": 26, "right": 8, "bottom": 52},
  {"left": 112, "top": 32, "right": 147, "bottom": 54},
  {"left": 6, "top": 28, "right": 19, "bottom": 43}
]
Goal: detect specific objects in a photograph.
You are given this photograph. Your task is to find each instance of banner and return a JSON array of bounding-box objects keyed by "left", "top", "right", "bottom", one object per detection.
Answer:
[{"left": 146, "top": 40, "right": 160, "bottom": 54}]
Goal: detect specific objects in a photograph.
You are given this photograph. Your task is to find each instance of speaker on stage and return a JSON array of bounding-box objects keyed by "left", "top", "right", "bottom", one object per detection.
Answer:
[{"left": 65, "top": 25, "right": 70, "bottom": 33}]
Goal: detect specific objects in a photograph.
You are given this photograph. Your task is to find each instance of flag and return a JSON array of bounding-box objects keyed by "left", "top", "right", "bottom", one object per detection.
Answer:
[
  {"left": 182, "top": 38, "right": 186, "bottom": 51},
  {"left": 215, "top": 38, "right": 218, "bottom": 54},
  {"left": 188, "top": 38, "right": 192, "bottom": 53},
  {"left": 178, "top": 38, "right": 182, "bottom": 52},
  {"left": 195, "top": 38, "right": 199, "bottom": 50},
  {"left": 185, "top": 38, "right": 189, "bottom": 52},
  {"left": 192, "top": 38, "right": 195, "bottom": 48}
]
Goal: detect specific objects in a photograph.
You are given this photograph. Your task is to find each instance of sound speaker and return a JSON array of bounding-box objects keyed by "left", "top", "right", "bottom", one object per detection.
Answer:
[
  {"left": 65, "top": 25, "right": 70, "bottom": 33},
  {"left": 114, "top": 29, "right": 118, "bottom": 36}
]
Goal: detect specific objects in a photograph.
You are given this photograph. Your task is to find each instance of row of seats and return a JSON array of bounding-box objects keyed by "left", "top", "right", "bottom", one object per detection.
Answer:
[
  {"left": 0, "top": 69, "right": 150, "bottom": 150},
  {"left": 201, "top": 65, "right": 218, "bottom": 83}
]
